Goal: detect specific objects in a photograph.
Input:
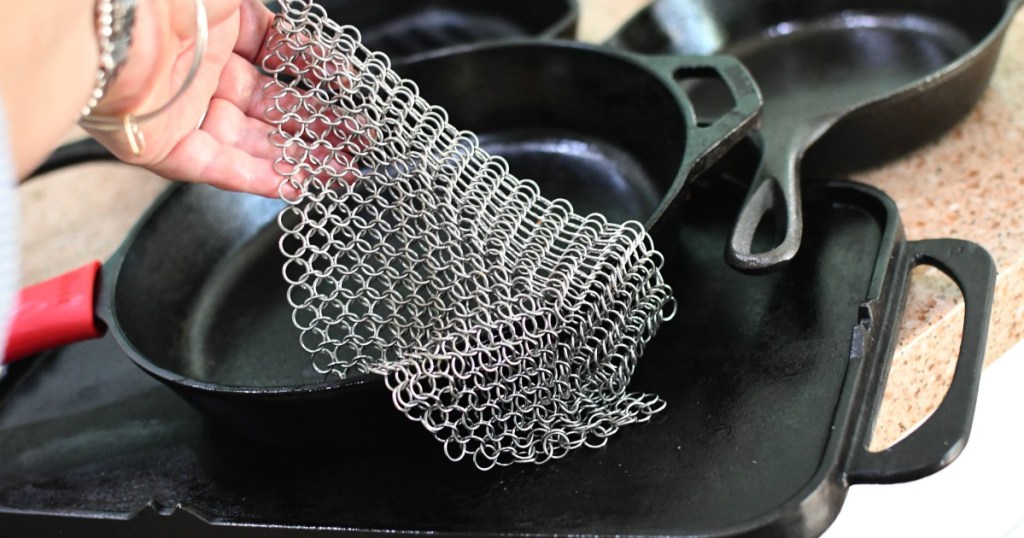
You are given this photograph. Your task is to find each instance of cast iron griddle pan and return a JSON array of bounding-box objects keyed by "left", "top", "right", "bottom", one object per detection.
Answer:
[
  {"left": 6, "top": 41, "right": 760, "bottom": 445},
  {"left": 0, "top": 142, "right": 995, "bottom": 537},
  {"left": 608, "top": 0, "right": 1023, "bottom": 272},
  {"left": 265, "top": 0, "right": 579, "bottom": 61}
]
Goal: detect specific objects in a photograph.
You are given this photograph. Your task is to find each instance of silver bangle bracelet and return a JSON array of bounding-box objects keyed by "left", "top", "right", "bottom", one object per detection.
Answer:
[
  {"left": 80, "top": 0, "right": 137, "bottom": 119},
  {"left": 79, "top": 0, "right": 209, "bottom": 157}
]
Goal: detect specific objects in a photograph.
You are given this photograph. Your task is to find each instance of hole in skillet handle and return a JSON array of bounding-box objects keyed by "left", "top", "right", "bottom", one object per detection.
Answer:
[
  {"left": 673, "top": 67, "right": 737, "bottom": 127},
  {"left": 847, "top": 239, "right": 996, "bottom": 485},
  {"left": 639, "top": 56, "right": 761, "bottom": 240}
]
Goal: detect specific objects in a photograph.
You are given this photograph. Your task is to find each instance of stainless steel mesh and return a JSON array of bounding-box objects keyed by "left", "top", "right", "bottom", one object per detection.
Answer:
[{"left": 263, "top": 0, "right": 676, "bottom": 470}]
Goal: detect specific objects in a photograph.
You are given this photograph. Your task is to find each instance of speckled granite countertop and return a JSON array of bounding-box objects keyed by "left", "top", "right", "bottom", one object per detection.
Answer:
[{"left": 16, "top": 0, "right": 1024, "bottom": 450}]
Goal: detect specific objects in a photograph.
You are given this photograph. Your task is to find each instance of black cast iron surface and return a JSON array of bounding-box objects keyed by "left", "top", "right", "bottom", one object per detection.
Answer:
[
  {"left": 0, "top": 167, "right": 995, "bottom": 535},
  {"left": 608, "top": 0, "right": 1022, "bottom": 272},
  {"left": 266, "top": 0, "right": 578, "bottom": 61},
  {"left": 395, "top": 40, "right": 761, "bottom": 232},
  {"left": 608, "top": 0, "right": 1021, "bottom": 175}
]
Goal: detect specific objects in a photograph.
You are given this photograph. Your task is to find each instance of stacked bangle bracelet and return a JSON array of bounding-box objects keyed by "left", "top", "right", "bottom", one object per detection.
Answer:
[{"left": 79, "top": 0, "right": 209, "bottom": 156}]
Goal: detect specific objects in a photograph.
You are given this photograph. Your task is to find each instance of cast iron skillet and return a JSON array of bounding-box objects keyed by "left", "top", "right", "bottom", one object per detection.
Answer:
[
  {"left": 265, "top": 0, "right": 579, "bottom": 61},
  {"left": 608, "top": 0, "right": 1024, "bottom": 273},
  {"left": 6, "top": 41, "right": 760, "bottom": 444}
]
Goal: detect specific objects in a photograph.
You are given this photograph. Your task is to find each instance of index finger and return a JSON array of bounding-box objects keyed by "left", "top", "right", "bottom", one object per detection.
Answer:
[{"left": 234, "top": 0, "right": 277, "bottom": 62}]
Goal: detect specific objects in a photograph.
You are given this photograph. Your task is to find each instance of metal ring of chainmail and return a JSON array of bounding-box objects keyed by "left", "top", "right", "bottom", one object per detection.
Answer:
[{"left": 263, "top": 0, "right": 676, "bottom": 471}]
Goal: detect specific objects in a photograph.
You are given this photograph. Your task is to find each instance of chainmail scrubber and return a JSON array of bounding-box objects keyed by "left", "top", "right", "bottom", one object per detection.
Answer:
[{"left": 263, "top": 0, "right": 675, "bottom": 470}]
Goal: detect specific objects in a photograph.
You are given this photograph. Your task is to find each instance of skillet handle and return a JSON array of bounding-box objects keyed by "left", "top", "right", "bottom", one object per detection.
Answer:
[
  {"left": 636, "top": 54, "right": 762, "bottom": 232},
  {"left": 4, "top": 140, "right": 116, "bottom": 362},
  {"left": 724, "top": 143, "right": 802, "bottom": 274},
  {"left": 673, "top": 56, "right": 763, "bottom": 174},
  {"left": 3, "top": 262, "right": 106, "bottom": 364},
  {"left": 846, "top": 239, "right": 996, "bottom": 484}
]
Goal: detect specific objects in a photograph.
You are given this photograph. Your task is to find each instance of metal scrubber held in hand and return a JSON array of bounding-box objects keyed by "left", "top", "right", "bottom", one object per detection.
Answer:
[{"left": 264, "top": 0, "right": 675, "bottom": 470}]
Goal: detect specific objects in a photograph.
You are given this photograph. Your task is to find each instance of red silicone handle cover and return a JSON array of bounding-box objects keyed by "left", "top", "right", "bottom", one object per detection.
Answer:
[{"left": 3, "top": 261, "right": 104, "bottom": 364}]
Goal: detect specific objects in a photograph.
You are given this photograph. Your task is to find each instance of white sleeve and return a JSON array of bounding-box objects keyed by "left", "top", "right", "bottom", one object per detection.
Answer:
[{"left": 0, "top": 100, "right": 19, "bottom": 370}]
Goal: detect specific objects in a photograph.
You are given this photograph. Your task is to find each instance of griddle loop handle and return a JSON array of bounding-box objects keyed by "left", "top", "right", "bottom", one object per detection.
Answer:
[
  {"left": 847, "top": 239, "right": 996, "bottom": 484},
  {"left": 3, "top": 262, "right": 106, "bottom": 364},
  {"left": 637, "top": 54, "right": 762, "bottom": 234}
]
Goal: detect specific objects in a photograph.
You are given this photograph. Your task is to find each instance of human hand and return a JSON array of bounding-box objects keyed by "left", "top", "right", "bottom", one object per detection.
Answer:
[{"left": 83, "top": 0, "right": 288, "bottom": 197}]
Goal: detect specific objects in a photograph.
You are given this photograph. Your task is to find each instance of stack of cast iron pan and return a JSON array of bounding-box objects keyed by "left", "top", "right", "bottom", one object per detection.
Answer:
[{"left": 1, "top": 0, "right": 1014, "bottom": 536}]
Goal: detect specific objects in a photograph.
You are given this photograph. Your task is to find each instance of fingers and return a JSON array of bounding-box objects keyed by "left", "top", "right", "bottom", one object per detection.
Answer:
[
  {"left": 234, "top": 0, "right": 276, "bottom": 62},
  {"left": 238, "top": 0, "right": 361, "bottom": 91},
  {"left": 215, "top": 54, "right": 368, "bottom": 154},
  {"left": 200, "top": 97, "right": 280, "bottom": 161},
  {"left": 211, "top": 53, "right": 270, "bottom": 116},
  {"left": 154, "top": 127, "right": 282, "bottom": 197},
  {"left": 234, "top": 0, "right": 319, "bottom": 78},
  {"left": 190, "top": 96, "right": 359, "bottom": 194},
  {"left": 201, "top": 95, "right": 348, "bottom": 175},
  {"left": 141, "top": 1, "right": 367, "bottom": 197},
  {"left": 213, "top": 53, "right": 297, "bottom": 128}
]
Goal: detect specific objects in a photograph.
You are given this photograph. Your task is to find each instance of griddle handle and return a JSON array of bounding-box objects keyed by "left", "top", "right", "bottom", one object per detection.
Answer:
[
  {"left": 847, "top": 239, "right": 996, "bottom": 484},
  {"left": 635, "top": 54, "right": 762, "bottom": 234}
]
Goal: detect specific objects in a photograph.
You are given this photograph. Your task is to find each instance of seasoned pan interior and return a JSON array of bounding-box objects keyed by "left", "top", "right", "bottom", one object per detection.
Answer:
[
  {"left": 622, "top": 0, "right": 1004, "bottom": 64},
  {"left": 111, "top": 186, "right": 331, "bottom": 388},
  {"left": 357, "top": 8, "right": 531, "bottom": 59},
  {"left": 727, "top": 13, "right": 972, "bottom": 113},
  {"left": 181, "top": 222, "right": 320, "bottom": 387},
  {"left": 396, "top": 43, "right": 688, "bottom": 225},
  {"left": 268, "top": 0, "right": 575, "bottom": 60},
  {"left": 614, "top": 0, "right": 1012, "bottom": 152},
  {"left": 634, "top": 0, "right": 1005, "bottom": 121},
  {"left": 476, "top": 130, "right": 661, "bottom": 223}
]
